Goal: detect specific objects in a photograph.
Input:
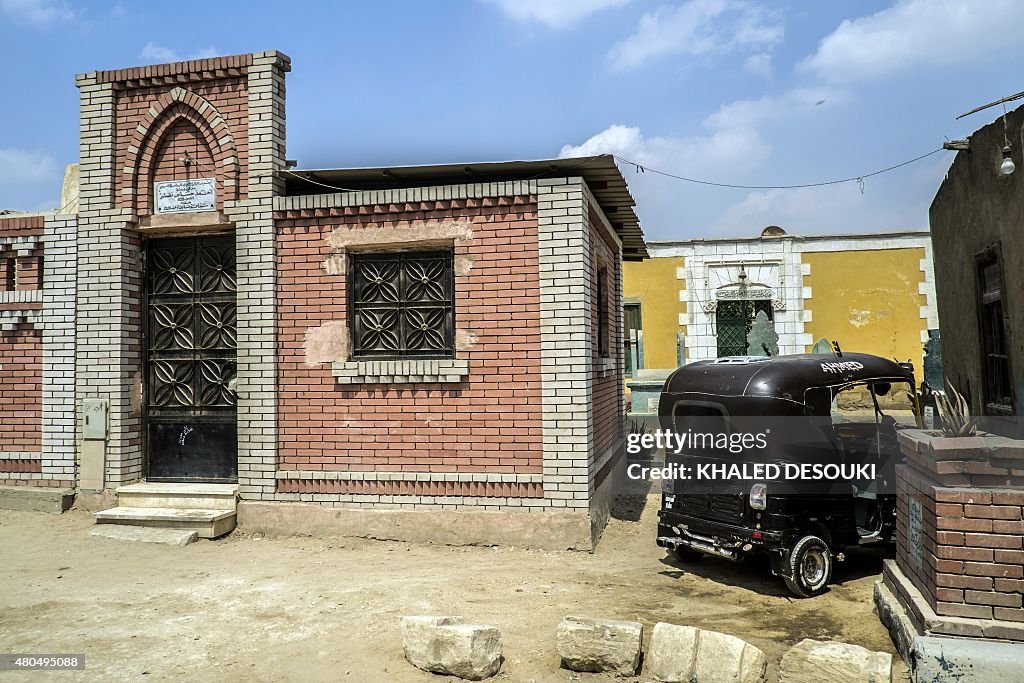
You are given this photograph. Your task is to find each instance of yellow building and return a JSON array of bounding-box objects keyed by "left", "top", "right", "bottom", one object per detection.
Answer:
[{"left": 622, "top": 228, "right": 937, "bottom": 381}]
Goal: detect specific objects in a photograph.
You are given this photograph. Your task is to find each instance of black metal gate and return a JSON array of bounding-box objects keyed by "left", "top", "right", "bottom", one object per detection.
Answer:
[
  {"left": 716, "top": 299, "right": 773, "bottom": 357},
  {"left": 145, "top": 235, "right": 237, "bottom": 482}
]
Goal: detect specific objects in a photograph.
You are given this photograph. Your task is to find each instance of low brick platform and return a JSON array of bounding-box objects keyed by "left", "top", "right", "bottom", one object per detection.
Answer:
[{"left": 880, "top": 429, "right": 1024, "bottom": 646}]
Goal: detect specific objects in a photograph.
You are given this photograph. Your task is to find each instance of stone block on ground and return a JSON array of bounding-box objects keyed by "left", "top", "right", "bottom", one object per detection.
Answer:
[
  {"left": 646, "top": 622, "right": 700, "bottom": 681},
  {"left": 0, "top": 485, "right": 74, "bottom": 513},
  {"left": 779, "top": 638, "right": 891, "bottom": 683},
  {"left": 645, "top": 622, "right": 767, "bottom": 682},
  {"left": 692, "top": 628, "right": 767, "bottom": 682},
  {"left": 90, "top": 525, "right": 198, "bottom": 546},
  {"left": 400, "top": 615, "right": 502, "bottom": 681},
  {"left": 556, "top": 616, "right": 643, "bottom": 675}
]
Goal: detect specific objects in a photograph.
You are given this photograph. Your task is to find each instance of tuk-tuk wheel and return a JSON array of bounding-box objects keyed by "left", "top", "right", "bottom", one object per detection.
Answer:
[
  {"left": 783, "top": 535, "right": 833, "bottom": 598},
  {"left": 671, "top": 545, "right": 703, "bottom": 563}
]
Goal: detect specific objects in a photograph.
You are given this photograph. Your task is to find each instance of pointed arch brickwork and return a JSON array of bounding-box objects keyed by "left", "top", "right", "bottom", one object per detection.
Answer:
[{"left": 123, "top": 87, "right": 239, "bottom": 213}]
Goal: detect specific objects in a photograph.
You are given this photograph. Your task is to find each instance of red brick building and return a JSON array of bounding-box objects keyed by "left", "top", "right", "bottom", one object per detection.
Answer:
[{"left": 0, "top": 51, "right": 647, "bottom": 549}]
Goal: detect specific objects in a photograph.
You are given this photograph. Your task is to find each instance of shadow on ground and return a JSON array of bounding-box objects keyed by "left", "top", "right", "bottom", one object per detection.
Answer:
[{"left": 656, "top": 541, "right": 890, "bottom": 598}]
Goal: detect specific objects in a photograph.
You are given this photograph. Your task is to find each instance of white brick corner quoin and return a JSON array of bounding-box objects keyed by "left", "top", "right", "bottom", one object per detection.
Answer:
[{"left": 537, "top": 178, "right": 593, "bottom": 510}]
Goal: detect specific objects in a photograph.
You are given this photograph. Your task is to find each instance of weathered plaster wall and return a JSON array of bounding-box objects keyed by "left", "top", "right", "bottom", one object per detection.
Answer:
[
  {"left": 803, "top": 247, "right": 927, "bottom": 379},
  {"left": 628, "top": 234, "right": 935, "bottom": 375},
  {"left": 275, "top": 197, "right": 545, "bottom": 497},
  {"left": 931, "top": 104, "right": 1024, "bottom": 420},
  {"left": 621, "top": 255, "right": 685, "bottom": 369}
]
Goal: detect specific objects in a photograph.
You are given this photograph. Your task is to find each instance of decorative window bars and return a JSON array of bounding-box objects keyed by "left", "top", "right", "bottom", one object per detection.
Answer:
[{"left": 350, "top": 250, "right": 455, "bottom": 359}]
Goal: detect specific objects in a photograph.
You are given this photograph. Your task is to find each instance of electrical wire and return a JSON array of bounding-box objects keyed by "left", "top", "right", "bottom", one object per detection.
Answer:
[
  {"left": 612, "top": 147, "right": 946, "bottom": 192},
  {"left": 284, "top": 167, "right": 364, "bottom": 192}
]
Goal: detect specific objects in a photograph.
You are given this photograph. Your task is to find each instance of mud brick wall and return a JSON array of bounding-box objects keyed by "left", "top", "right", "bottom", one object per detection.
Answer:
[
  {"left": 896, "top": 432, "right": 1024, "bottom": 623},
  {"left": 275, "top": 197, "right": 544, "bottom": 494},
  {"left": 589, "top": 208, "right": 624, "bottom": 471},
  {"left": 106, "top": 56, "right": 252, "bottom": 214}
]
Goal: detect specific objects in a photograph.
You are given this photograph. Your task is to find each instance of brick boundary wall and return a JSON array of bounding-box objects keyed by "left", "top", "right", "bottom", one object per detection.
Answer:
[
  {"left": 0, "top": 213, "right": 77, "bottom": 489},
  {"left": 880, "top": 429, "right": 1024, "bottom": 643},
  {"left": 896, "top": 465, "right": 1024, "bottom": 619},
  {"left": 0, "top": 216, "right": 44, "bottom": 481}
]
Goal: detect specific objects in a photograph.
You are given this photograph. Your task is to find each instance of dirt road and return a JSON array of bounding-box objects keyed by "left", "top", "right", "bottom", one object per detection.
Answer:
[{"left": 0, "top": 494, "right": 906, "bottom": 682}]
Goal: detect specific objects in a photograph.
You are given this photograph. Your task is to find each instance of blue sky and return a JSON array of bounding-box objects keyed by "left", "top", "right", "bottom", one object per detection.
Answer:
[{"left": 1, "top": 0, "right": 1021, "bottom": 240}]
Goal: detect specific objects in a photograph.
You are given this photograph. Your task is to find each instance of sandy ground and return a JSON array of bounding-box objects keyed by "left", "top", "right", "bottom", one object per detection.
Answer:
[{"left": 0, "top": 492, "right": 908, "bottom": 682}]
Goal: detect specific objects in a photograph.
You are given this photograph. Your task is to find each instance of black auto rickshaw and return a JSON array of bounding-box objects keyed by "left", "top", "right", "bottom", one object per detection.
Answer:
[{"left": 655, "top": 352, "right": 920, "bottom": 597}]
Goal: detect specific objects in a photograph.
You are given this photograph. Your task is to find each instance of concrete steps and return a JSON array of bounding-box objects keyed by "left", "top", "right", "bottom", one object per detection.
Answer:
[
  {"left": 114, "top": 482, "right": 237, "bottom": 510},
  {"left": 93, "top": 482, "right": 237, "bottom": 539}
]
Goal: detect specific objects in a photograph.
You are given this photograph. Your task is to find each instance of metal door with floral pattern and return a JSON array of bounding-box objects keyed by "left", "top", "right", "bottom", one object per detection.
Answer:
[{"left": 145, "top": 235, "right": 237, "bottom": 481}]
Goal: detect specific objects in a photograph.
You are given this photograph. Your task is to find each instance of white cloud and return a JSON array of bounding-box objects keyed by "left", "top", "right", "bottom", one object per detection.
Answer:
[
  {"left": 704, "top": 87, "right": 845, "bottom": 130},
  {"left": 0, "top": 0, "right": 73, "bottom": 25},
  {"left": 800, "top": 0, "right": 1024, "bottom": 82},
  {"left": 480, "top": 0, "right": 628, "bottom": 29},
  {"left": 608, "top": 0, "right": 782, "bottom": 70},
  {"left": 743, "top": 52, "right": 772, "bottom": 79},
  {"left": 140, "top": 43, "right": 219, "bottom": 63},
  {"left": 559, "top": 123, "right": 769, "bottom": 172},
  {"left": 0, "top": 148, "right": 58, "bottom": 185},
  {"left": 558, "top": 123, "right": 772, "bottom": 237}
]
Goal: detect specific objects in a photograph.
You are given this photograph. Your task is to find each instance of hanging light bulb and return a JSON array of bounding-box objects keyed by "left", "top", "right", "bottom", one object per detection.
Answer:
[{"left": 1000, "top": 145, "right": 1016, "bottom": 175}]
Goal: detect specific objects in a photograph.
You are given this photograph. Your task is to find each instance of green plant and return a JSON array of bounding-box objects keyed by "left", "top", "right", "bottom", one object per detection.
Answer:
[
  {"left": 628, "top": 418, "right": 656, "bottom": 457},
  {"left": 933, "top": 382, "right": 979, "bottom": 437}
]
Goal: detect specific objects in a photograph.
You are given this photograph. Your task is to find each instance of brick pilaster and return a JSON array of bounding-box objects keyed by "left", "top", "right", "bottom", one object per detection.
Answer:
[
  {"left": 41, "top": 214, "right": 77, "bottom": 481},
  {"left": 537, "top": 178, "right": 593, "bottom": 510}
]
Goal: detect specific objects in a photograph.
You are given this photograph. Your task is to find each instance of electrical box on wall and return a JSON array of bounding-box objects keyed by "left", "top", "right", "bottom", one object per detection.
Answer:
[{"left": 83, "top": 398, "right": 108, "bottom": 440}]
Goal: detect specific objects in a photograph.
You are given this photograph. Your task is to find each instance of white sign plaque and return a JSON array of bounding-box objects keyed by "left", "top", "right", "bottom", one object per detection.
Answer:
[
  {"left": 155, "top": 178, "right": 216, "bottom": 214},
  {"left": 908, "top": 497, "right": 923, "bottom": 571}
]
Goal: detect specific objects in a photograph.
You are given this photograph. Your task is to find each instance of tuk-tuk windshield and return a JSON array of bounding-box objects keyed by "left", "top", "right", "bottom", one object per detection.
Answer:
[{"left": 806, "top": 380, "right": 917, "bottom": 426}]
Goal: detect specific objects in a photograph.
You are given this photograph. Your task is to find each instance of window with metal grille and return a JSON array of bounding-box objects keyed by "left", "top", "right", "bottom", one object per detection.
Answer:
[
  {"left": 977, "top": 247, "right": 1014, "bottom": 415},
  {"left": 624, "top": 302, "right": 642, "bottom": 373},
  {"left": 349, "top": 250, "right": 455, "bottom": 359},
  {"left": 597, "top": 267, "right": 610, "bottom": 357},
  {"left": 716, "top": 299, "right": 773, "bottom": 357}
]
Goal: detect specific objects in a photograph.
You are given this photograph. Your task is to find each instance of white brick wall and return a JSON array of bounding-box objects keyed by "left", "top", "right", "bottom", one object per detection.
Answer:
[
  {"left": 75, "top": 73, "right": 146, "bottom": 486},
  {"left": 41, "top": 214, "right": 77, "bottom": 480},
  {"left": 537, "top": 177, "right": 593, "bottom": 510}
]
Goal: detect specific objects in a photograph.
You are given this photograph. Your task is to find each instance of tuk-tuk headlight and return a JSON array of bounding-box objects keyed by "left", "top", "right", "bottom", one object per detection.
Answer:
[{"left": 749, "top": 483, "right": 768, "bottom": 510}]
